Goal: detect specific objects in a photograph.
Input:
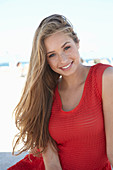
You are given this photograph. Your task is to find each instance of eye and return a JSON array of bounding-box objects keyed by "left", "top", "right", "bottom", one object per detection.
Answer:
[
  {"left": 48, "top": 53, "right": 55, "bottom": 58},
  {"left": 64, "top": 46, "right": 71, "bottom": 51}
]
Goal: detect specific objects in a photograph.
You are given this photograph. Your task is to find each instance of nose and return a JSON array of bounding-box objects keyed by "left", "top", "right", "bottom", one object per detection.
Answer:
[{"left": 58, "top": 52, "right": 68, "bottom": 63}]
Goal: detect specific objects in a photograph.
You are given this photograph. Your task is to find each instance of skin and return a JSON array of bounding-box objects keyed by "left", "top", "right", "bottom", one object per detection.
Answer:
[
  {"left": 45, "top": 32, "right": 84, "bottom": 81},
  {"left": 45, "top": 31, "right": 90, "bottom": 111},
  {"left": 102, "top": 67, "right": 113, "bottom": 166},
  {"left": 43, "top": 31, "right": 113, "bottom": 168},
  {"left": 42, "top": 143, "right": 62, "bottom": 170}
]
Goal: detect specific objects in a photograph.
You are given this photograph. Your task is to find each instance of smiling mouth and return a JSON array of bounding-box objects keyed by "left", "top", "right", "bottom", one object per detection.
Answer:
[{"left": 61, "top": 61, "right": 73, "bottom": 70}]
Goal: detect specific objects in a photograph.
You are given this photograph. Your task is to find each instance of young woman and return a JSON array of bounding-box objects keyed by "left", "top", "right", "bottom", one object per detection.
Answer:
[{"left": 8, "top": 14, "right": 113, "bottom": 170}]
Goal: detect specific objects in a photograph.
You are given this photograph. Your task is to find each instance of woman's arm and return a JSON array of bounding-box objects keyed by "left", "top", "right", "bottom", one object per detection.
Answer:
[
  {"left": 42, "top": 142, "right": 62, "bottom": 170},
  {"left": 102, "top": 66, "right": 113, "bottom": 166}
]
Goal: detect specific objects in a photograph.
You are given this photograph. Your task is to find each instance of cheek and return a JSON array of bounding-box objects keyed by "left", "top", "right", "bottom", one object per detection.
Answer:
[
  {"left": 66, "top": 47, "right": 77, "bottom": 56},
  {"left": 67, "top": 50, "right": 77, "bottom": 59},
  {"left": 71, "top": 48, "right": 79, "bottom": 58},
  {"left": 47, "top": 59, "right": 57, "bottom": 70}
]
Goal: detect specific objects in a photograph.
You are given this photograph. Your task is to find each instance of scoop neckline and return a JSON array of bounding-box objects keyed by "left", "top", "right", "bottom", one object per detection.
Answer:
[{"left": 56, "top": 65, "right": 94, "bottom": 114}]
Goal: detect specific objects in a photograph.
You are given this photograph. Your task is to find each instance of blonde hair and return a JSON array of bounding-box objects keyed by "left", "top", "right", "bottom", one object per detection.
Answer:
[{"left": 13, "top": 14, "right": 79, "bottom": 156}]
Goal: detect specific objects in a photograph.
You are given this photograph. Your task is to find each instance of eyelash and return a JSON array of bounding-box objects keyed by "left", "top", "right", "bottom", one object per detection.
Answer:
[
  {"left": 48, "top": 53, "right": 55, "bottom": 58},
  {"left": 48, "top": 46, "right": 71, "bottom": 58},
  {"left": 64, "top": 46, "right": 71, "bottom": 50}
]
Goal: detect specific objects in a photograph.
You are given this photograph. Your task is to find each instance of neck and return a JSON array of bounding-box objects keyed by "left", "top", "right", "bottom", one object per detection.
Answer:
[{"left": 59, "top": 64, "right": 88, "bottom": 90}]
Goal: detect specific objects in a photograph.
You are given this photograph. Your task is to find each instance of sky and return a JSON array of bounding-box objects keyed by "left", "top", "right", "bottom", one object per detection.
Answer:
[{"left": 0, "top": 0, "right": 113, "bottom": 64}]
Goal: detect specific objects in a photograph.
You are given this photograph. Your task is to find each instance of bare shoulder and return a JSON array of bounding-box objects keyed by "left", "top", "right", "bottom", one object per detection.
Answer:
[
  {"left": 103, "top": 66, "right": 113, "bottom": 78},
  {"left": 102, "top": 66, "right": 113, "bottom": 165},
  {"left": 102, "top": 66, "right": 113, "bottom": 89}
]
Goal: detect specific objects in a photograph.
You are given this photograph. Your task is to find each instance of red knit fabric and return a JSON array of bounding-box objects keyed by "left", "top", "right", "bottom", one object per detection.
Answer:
[
  {"left": 8, "top": 63, "right": 112, "bottom": 170},
  {"left": 7, "top": 154, "right": 45, "bottom": 170},
  {"left": 49, "top": 63, "right": 112, "bottom": 170}
]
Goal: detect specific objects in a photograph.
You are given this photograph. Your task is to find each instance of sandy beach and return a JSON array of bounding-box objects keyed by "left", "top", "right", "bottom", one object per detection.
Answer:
[
  {"left": 0, "top": 67, "right": 27, "bottom": 169},
  {"left": 0, "top": 67, "right": 26, "bottom": 152}
]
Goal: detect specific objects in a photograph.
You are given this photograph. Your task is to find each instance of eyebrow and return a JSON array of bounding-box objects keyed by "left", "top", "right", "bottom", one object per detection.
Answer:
[
  {"left": 46, "top": 41, "right": 70, "bottom": 55},
  {"left": 47, "top": 51, "right": 55, "bottom": 55},
  {"left": 61, "top": 42, "right": 70, "bottom": 48}
]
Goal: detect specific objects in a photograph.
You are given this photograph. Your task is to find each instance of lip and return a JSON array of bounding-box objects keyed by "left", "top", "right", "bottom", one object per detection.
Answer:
[{"left": 60, "top": 61, "right": 73, "bottom": 70}]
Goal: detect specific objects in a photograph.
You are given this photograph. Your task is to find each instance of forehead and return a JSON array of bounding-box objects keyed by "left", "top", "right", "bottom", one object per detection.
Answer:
[{"left": 44, "top": 32, "right": 72, "bottom": 51}]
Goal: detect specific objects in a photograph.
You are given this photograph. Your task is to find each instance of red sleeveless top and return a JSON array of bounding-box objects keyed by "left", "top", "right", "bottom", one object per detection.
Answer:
[
  {"left": 8, "top": 63, "right": 112, "bottom": 170},
  {"left": 49, "top": 63, "right": 112, "bottom": 170}
]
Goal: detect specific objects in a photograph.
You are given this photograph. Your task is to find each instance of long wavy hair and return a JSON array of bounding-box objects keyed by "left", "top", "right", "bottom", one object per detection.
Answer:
[{"left": 12, "top": 14, "right": 79, "bottom": 156}]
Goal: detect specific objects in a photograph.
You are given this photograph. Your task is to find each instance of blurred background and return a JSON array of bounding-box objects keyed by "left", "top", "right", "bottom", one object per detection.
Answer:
[{"left": 0, "top": 0, "right": 113, "bottom": 169}]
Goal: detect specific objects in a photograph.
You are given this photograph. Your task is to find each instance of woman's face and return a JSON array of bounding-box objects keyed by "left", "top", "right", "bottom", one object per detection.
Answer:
[{"left": 44, "top": 31, "right": 80, "bottom": 77}]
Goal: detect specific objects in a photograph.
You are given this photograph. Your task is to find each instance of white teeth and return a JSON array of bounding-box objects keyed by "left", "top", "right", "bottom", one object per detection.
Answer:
[{"left": 62, "top": 63, "right": 71, "bottom": 69}]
